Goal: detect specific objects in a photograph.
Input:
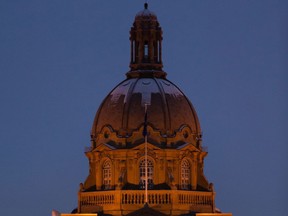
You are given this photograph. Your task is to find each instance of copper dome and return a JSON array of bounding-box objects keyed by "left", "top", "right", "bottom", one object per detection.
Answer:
[
  {"left": 91, "top": 77, "right": 201, "bottom": 145},
  {"left": 90, "top": 4, "right": 202, "bottom": 149}
]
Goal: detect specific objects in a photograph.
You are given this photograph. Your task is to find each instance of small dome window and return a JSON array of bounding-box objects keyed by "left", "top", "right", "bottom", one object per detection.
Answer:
[
  {"left": 104, "top": 131, "right": 109, "bottom": 139},
  {"left": 183, "top": 131, "right": 189, "bottom": 139}
]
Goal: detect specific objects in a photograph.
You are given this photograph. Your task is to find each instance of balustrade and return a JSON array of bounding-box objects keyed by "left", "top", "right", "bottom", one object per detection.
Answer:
[
  {"left": 121, "top": 191, "right": 171, "bottom": 205},
  {"left": 80, "top": 192, "right": 115, "bottom": 206},
  {"left": 79, "top": 190, "right": 214, "bottom": 207},
  {"left": 178, "top": 191, "right": 213, "bottom": 206}
]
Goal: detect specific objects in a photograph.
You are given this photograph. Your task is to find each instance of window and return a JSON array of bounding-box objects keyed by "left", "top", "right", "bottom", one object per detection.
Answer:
[
  {"left": 103, "top": 160, "right": 112, "bottom": 190},
  {"left": 132, "top": 40, "right": 135, "bottom": 62},
  {"left": 181, "top": 159, "right": 190, "bottom": 190},
  {"left": 139, "top": 158, "right": 154, "bottom": 189},
  {"left": 144, "top": 43, "right": 148, "bottom": 58},
  {"left": 157, "top": 40, "right": 160, "bottom": 62}
]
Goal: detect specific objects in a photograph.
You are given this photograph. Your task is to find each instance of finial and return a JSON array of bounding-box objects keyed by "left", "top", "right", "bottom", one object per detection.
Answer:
[{"left": 144, "top": 2, "right": 148, "bottom": 9}]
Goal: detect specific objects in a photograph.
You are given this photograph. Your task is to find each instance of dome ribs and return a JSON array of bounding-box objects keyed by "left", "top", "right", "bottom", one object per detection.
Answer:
[
  {"left": 121, "top": 78, "right": 139, "bottom": 135},
  {"left": 92, "top": 76, "right": 201, "bottom": 149},
  {"left": 91, "top": 79, "right": 128, "bottom": 139},
  {"left": 153, "top": 78, "right": 171, "bottom": 134},
  {"left": 171, "top": 82, "right": 202, "bottom": 136}
]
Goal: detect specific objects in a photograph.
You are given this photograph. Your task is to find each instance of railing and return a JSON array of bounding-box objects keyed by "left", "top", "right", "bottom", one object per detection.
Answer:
[
  {"left": 121, "top": 191, "right": 171, "bottom": 205},
  {"left": 178, "top": 190, "right": 213, "bottom": 206},
  {"left": 79, "top": 190, "right": 214, "bottom": 213},
  {"left": 80, "top": 192, "right": 115, "bottom": 206}
]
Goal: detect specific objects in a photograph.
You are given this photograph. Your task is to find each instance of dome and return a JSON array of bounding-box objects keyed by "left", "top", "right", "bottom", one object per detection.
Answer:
[
  {"left": 91, "top": 77, "right": 201, "bottom": 144},
  {"left": 90, "top": 3, "right": 202, "bottom": 149}
]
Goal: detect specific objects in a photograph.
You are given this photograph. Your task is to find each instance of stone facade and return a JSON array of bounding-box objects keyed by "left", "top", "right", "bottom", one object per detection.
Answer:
[{"left": 79, "top": 140, "right": 214, "bottom": 215}]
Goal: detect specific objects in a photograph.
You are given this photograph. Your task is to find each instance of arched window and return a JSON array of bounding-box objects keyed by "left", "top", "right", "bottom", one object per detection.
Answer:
[
  {"left": 139, "top": 158, "right": 154, "bottom": 189},
  {"left": 102, "top": 160, "right": 112, "bottom": 190},
  {"left": 181, "top": 159, "right": 190, "bottom": 190},
  {"left": 144, "top": 43, "right": 149, "bottom": 58}
]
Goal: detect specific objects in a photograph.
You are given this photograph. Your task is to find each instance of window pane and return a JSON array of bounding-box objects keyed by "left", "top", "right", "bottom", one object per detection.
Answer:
[
  {"left": 139, "top": 158, "right": 154, "bottom": 189},
  {"left": 103, "top": 160, "right": 112, "bottom": 189},
  {"left": 181, "top": 159, "right": 190, "bottom": 189}
]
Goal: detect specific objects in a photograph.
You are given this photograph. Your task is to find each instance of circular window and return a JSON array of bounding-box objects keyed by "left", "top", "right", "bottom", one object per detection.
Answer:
[
  {"left": 104, "top": 132, "right": 109, "bottom": 139},
  {"left": 183, "top": 131, "right": 188, "bottom": 139}
]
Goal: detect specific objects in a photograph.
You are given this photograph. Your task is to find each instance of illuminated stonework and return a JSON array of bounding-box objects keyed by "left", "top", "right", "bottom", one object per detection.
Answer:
[{"left": 61, "top": 3, "right": 232, "bottom": 216}]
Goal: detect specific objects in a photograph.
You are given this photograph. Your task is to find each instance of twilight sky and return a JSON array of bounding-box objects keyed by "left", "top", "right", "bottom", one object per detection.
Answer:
[{"left": 0, "top": 1, "right": 287, "bottom": 216}]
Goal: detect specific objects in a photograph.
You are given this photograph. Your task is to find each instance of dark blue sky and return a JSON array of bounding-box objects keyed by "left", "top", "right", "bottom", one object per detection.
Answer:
[{"left": 0, "top": 1, "right": 287, "bottom": 216}]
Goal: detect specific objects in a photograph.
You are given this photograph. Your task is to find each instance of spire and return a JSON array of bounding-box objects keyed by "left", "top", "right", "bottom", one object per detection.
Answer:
[{"left": 127, "top": 4, "right": 166, "bottom": 78}]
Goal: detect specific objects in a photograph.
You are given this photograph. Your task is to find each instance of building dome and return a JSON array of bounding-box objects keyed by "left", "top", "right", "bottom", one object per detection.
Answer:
[
  {"left": 90, "top": 3, "right": 202, "bottom": 149},
  {"left": 91, "top": 76, "right": 201, "bottom": 140}
]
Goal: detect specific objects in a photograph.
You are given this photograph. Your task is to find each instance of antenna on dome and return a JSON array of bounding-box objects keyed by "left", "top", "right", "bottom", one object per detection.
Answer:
[{"left": 143, "top": 103, "right": 149, "bottom": 204}]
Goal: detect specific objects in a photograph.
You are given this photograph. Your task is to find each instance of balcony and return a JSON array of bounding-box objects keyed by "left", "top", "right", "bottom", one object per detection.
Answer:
[{"left": 78, "top": 190, "right": 215, "bottom": 215}]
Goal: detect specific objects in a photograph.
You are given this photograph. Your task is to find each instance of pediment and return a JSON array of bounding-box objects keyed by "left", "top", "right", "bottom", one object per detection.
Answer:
[
  {"left": 177, "top": 142, "right": 200, "bottom": 152},
  {"left": 93, "top": 142, "right": 116, "bottom": 152},
  {"left": 131, "top": 142, "right": 161, "bottom": 151}
]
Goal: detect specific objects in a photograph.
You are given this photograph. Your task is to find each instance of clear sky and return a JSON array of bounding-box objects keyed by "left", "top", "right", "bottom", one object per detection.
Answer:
[{"left": 0, "top": 1, "right": 287, "bottom": 216}]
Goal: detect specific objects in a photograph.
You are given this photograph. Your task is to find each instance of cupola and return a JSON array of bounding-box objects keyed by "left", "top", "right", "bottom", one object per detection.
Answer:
[{"left": 127, "top": 3, "right": 165, "bottom": 78}]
